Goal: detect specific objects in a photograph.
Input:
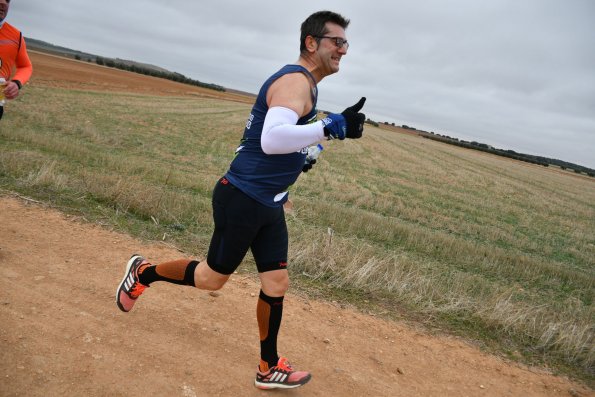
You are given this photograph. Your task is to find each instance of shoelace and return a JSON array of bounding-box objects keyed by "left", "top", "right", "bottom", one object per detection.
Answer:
[
  {"left": 129, "top": 282, "right": 146, "bottom": 298},
  {"left": 275, "top": 358, "right": 294, "bottom": 372}
]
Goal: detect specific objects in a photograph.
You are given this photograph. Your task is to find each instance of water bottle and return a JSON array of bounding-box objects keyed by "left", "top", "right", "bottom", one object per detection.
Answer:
[
  {"left": 303, "top": 143, "right": 323, "bottom": 173},
  {"left": 306, "top": 143, "right": 324, "bottom": 162}
]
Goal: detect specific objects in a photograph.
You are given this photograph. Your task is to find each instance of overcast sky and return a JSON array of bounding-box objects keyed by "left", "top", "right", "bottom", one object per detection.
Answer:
[{"left": 8, "top": 0, "right": 595, "bottom": 168}]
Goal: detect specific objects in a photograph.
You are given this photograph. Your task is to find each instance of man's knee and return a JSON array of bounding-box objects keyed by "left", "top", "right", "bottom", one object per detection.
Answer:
[
  {"left": 201, "top": 278, "right": 227, "bottom": 291},
  {"left": 259, "top": 270, "right": 289, "bottom": 297},
  {"left": 194, "top": 262, "right": 230, "bottom": 291},
  {"left": 267, "top": 279, "right": 289, "bottom": 296}
]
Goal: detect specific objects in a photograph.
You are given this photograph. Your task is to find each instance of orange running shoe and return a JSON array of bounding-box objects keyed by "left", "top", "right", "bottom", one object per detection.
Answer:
[
  {"left": 254, "top": 357, "right": 311, "bottom": 389},
  {"left": 116, "top": 255, "right": 149, "bottom": 312}
]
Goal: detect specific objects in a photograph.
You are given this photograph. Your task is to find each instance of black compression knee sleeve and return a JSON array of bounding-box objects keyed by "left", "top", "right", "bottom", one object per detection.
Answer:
[{"left": 183, "top": 260, "right": 199, "bottom": 287}]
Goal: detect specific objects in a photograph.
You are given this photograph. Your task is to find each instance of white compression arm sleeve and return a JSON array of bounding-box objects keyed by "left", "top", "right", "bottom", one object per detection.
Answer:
[{"left": 261, "top": 106, "right": 326, "bottom": 154}]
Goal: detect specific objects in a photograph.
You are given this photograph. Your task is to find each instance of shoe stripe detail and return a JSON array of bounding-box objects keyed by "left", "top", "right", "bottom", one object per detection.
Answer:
[
  {"left": 125, "top": 273, "right": 135, "bottom": 291},
  {"left": 276, "top": 373, "right": 287, "bottom": 383},
  {"left": 269, "top": 372, "right": 287, "bottom": 383}
]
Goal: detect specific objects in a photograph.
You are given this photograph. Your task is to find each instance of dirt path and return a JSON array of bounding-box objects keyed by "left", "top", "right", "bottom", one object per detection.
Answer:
[{"left": 0, "top": 196, "right": 592, "bottom": 397}]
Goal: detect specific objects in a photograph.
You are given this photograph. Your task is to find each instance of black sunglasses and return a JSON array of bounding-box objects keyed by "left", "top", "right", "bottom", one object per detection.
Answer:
[{"left": 314, "top": 36, "right": 349, "bottom": 50}]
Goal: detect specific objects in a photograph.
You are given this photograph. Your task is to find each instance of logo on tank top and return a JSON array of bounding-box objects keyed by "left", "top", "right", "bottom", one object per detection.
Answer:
[{"left": 246, "top": 113, "right": 255, "bottom": 129}]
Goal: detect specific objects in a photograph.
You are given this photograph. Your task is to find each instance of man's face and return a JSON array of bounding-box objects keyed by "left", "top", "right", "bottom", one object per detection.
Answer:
[
  {"left": 315, "top": 22, "right": 349, "bottom": 76},
  {"left": 0, "top": 0, "right": 10, "bottom": 21}
]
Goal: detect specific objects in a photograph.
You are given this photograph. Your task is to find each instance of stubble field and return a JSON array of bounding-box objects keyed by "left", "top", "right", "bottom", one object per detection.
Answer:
[{"left": 0, "top": 51, "right": 593, "bottom": 396}]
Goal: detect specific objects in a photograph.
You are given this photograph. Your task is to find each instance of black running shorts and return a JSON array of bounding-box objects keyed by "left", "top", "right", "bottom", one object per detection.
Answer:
[{"left": 207, "top": 177, "right": 289, "bottom": 275}]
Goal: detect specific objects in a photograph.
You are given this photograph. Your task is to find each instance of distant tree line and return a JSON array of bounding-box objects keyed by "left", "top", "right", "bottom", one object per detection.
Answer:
[
  {"left": 420, "top": 132, "right": 595, "bottom": 177},
  {"left": 331, "top": 113, "right": 593, "bottom": 177},
  {"left": 27, "top": 38, "right": 225, "bottom": 93},
  {"left": 81, "top": 55, "right": 225, "bottom": 92}
]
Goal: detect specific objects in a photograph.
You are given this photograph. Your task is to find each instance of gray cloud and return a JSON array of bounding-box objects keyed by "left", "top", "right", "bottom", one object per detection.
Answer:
[{"left": 9, "top": 0, "right": 595, "bottom": 167}]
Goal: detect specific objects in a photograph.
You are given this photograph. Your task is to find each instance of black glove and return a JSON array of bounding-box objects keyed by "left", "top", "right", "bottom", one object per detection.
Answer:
[
  {"left": 341, "top": 97, "right": 366, "bottom": 139},
  {"left": 302, "top": 159, "right": 316, "bottom": 172},
  {"left": 322, "top": 97, "right": 367, "bottom": 140}
]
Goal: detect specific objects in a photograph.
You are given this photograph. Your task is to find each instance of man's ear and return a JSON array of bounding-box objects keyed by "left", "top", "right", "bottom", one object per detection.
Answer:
[{"left": 305, "top": 36, "right": 319, "bottom": 53}]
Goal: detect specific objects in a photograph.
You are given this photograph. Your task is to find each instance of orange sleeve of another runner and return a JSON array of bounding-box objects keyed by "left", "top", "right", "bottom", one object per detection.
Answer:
[{"left": 12, "top": 36, "right": 32, "bottom": 86}]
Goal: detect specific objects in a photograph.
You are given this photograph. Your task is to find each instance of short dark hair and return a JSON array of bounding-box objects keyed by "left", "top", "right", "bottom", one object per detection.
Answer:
[{"left": 300, "top": 11, "right": 350, "bottom": 54}]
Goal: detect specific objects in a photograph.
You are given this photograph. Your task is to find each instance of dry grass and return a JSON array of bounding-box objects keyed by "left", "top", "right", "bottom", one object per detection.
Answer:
[{"left": 1, "top": 84, "right": 593, "bottom": 380}]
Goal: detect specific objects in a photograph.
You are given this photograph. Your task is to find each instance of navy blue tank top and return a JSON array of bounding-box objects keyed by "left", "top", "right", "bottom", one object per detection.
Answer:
[{"left": 224, "top": 65, "right": 318, "bottom": 207}]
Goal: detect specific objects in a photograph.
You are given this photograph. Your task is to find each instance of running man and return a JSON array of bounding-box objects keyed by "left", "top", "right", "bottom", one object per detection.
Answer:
[
  {"left": 0, "top": 0, "right": 33, "bottom": 120},
  {"left": 116, "top": 10, "right": 366, "bottom": 389}
]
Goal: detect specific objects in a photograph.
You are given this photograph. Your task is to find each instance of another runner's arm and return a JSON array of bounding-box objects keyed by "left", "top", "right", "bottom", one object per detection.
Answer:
[
  {"left": 4, "top": 37, "right": 33, "bottom": 100},
  {"left": 261, "top": 73, "right": 325, "bottom": 155},
  {"left": 12, "top": 37, "right": 32, "bottom": 87}
]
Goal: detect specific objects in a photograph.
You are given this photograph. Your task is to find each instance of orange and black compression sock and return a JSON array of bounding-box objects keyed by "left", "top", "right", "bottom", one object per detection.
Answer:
[
  {"left": 138, "top": 259, "right": 199, "bottom": 287},
  {"left": 257, "top": 290, "right": 284, "bottom": 370}
]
